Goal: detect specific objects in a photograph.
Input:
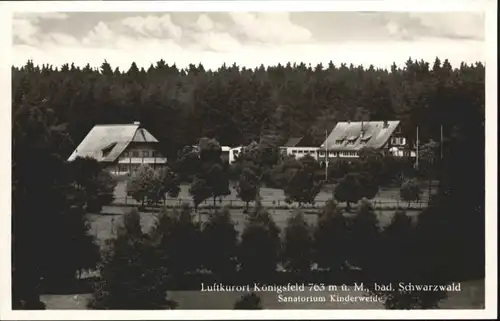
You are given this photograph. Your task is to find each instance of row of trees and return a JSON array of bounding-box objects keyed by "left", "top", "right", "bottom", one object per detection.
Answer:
[
  {"left": 126, "top": 138, "right": 427, "bottom": 212},
  {"left": 89, "top": 198, "right": 448, "bottom": 309}
]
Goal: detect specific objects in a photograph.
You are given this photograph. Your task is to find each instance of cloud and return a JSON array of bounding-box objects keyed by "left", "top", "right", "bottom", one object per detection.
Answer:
[
  {"left": 193, "top": 31, "right": 242, "bottom": 52},
  {"left": 44, "top": 32, "right": 79, "bottom": 46},
  {"left": 379, "top": 12, "right": 484, "bottom": 41},
  {"left": 229, "top": 12, "right": 313, "bottom": 44},
  {"left": 11, "top": 12, "right": 485, "bottom": 73},
  {"left": 82, "top": 21, "right": 116, "bottom": 47},
  {"left": 195, "top": 14, "right": 214, "bottom": 32},
  {"left": 12, "top": 17, "right": 40, "bottom": 45},
  {"left": 409, "top": 12, "right": 484, "bottom": 40},
  {"left": 12, "top": 12, "right": 72, "bottom": 46},
  {"left": 121, "top": 14, "right": 182, "bottom": 40}
]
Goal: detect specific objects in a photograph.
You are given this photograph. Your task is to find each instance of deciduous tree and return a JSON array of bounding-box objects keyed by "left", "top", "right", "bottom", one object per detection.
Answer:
[
  {"left": 283, "top": 155, "right": 323, "bottom": 207},
  {"left": 400, "top": 178, "right": 422, "bottom": 208},
  {"left": 334, "top": 172, "right": 378, "bottom": 211},
  {"left": 236, "top": 167, "right": 260, "bottom": 212}
]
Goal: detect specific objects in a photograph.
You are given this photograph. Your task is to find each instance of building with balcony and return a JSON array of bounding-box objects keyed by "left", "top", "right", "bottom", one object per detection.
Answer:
[
  {"left": 67, "top": 121, "right": 167, "bottom": 174},
  {"left": 317, "top": 120, "right": 415, "bottom": 164}
]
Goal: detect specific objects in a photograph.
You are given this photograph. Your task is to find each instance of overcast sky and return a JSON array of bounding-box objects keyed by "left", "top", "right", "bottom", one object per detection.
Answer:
[{"left": 11, "top": 11, "right": 486, "bottom": 71}]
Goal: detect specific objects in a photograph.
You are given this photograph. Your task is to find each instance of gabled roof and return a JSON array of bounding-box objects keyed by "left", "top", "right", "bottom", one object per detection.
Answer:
[
  {"left": 283, "top": 137, "right": 303, "bottom": 147},
  {"left": 282, "top": 134, "right": 315, "bottom": 148},
  {"left": 67, "top": 123, "right": 159, "bottom": 162},
  {"left": 320, "top": 121, "right": 400, "bottom": 151}
]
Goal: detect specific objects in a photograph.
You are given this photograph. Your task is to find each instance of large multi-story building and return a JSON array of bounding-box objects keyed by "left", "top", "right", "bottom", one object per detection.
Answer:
[
  {"left": 67, "top": 121, "right": 167, "bottom": 174},
  {"left": 317, "top": 120, "right": 415, "bottom": 164}
]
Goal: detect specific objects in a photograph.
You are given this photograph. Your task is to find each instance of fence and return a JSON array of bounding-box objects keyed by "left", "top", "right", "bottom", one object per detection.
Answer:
[{"left": 111, "top": 196, "right": 428, "bottom": 211}]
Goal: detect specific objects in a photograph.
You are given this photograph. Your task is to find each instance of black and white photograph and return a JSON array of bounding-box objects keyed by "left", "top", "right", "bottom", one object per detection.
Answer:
[{"left": 1, "top": 0, "right": 497, "bottom": 319}]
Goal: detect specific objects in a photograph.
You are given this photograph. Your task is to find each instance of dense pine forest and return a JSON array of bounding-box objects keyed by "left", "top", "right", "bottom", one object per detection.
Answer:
[
  {"left": 12, "top": 57, "right": 485, "bottom": 309},
  {"left": 12, "top": 58, "right": 485, "bottom": 158}
]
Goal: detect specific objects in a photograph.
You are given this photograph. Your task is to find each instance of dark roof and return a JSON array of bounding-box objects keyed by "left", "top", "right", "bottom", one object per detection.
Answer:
[
  {"left": 283, "top": 137, "right": 303, "bottom": 147},
  {"left": 283, "top": 134, "right": 316, "bottom": 148}
]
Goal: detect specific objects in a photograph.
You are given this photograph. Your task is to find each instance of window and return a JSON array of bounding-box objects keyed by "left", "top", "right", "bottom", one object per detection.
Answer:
[
  {"left": 292, "top": 150, "right": 297, "bottom": 154},
  {"left": 132, "top": 151, "right": 139, "bottom": 157},
  {"left": 391, "top": 137, "right": 405, "bottom": 145},
  {"left": 123, "top": 151, "right": 129, "bottom": 157},
  {"left": 151, "top": 151, "right": 157, "bottom": 157},
  {"left": 143, "top": 151, "right": 150, "bottom": 157},
  {"left": 336, "top": 139, "right": 344, "bottom": 144},
  {"left": 118, "top": 164, "right": 128, "bottom": 172},
  {"left": 319, "top": 152, "right": 325, "bottom": 156}
]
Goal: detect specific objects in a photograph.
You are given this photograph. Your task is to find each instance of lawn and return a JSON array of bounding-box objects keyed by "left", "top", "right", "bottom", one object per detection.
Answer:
[
  {"left": 41, "top": 279, "right": 485, "bottom": 309},
  {"left": 89, "top": 205, "right": 421, "bottom": 246},
  {"left": 112, "top": 181, "right": 434, "bottom": 209},
  {"left": 88, "top": 181, "right": 429, "bottom": 246}
]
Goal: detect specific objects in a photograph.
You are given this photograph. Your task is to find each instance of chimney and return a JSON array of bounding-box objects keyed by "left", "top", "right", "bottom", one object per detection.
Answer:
[
  {"left": 383, "top": 120, "right": 389, "bottom": 128},
  {"left": 360, "top": 121, "right": 365, "bottom": 138},
  {"left": 133, "top": 121, "right": 141, "bottom": 125}
]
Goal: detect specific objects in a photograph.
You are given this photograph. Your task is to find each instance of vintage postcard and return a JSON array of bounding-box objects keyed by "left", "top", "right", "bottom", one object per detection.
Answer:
[{"left": 1, "top": 0, "right": 497, "bottom": 319}]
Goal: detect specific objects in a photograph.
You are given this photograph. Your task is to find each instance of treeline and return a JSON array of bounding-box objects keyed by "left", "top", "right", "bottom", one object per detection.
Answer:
[
  {"left": 89, "top": 200, "right": 447, "bottom": 309},
  {"left": 12, "top": 58, "right": 485, "bottom": 309},
  {"left": 12, "top": 58, "right": 484, "bottom": 159}
]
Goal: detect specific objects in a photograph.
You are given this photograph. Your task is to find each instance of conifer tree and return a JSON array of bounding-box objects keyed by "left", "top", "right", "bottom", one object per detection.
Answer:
[
  {"left": 89, "top": 209, "right": 177, "bottom": 309},
  {"left": 281, "top": 210, "right": 313, "bottom": 275}
]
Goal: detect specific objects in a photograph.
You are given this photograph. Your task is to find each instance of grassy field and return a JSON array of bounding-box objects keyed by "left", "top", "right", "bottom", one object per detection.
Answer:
[
  {"left": 89, "top": 206, "right": 421, "bottom": 246},
  {"left": 41, "top": 279, "right": 485, "bottom": 309},
  {"left": 89, "top": 182, "right": 429, "bottom": 245},
  {"left": 112, "top": 181, "right": 434, "bottom": 209}
]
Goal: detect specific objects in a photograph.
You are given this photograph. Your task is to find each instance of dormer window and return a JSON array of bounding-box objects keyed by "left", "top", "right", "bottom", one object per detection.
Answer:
[
  {"left": 361, "top": 134, "right": 372, "bottom": 143},
  {"left": 101, "top": 142, "right": 117, "bottom": 158}
]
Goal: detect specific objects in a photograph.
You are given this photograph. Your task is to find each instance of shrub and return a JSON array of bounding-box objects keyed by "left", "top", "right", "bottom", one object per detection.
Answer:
[{"left": 234, "top": 292, "right": 263, "bottom": 309}]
